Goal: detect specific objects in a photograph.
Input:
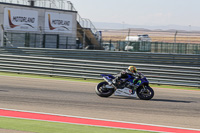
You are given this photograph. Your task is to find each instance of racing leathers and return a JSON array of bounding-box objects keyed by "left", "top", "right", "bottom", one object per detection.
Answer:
[{"left": 113, "top": 69, "right": 143, "bottom": 93}]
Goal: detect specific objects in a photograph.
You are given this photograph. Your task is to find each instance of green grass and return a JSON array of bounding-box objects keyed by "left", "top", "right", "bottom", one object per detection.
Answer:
[
  {"left": 0, "top": 72, "right": 199, "bottom": 91},
  {"left": 0, "top": 72, "right": 100, "bottom": 83},
  {"left": 0, "top": 117, "right": 156, "bottom": 133}
]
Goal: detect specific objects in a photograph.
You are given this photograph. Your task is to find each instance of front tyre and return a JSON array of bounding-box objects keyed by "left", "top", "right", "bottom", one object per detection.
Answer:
[
  {"left": 137, "top": 86, "right": 154, "bottom": 100},
  {"left": 95, "top": 82, "right": 115, "bottom": 97}
]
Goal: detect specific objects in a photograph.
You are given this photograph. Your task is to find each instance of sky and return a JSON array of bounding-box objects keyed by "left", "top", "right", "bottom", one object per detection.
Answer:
[{"left": 70, "top": 0, "right": 200, "bottom": 28}]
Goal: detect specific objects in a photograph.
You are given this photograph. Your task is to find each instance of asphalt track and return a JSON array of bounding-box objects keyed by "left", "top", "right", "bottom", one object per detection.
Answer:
[{"left": 0, "top": 76, "right": 200, "bottom": 130}]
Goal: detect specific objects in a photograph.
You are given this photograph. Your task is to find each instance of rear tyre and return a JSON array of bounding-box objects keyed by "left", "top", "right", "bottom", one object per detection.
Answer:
[
  {"left": 95, "top": 82, "right": 115, "bottom": 97},
  {"left": 137, "top": 86, "right": 154, "bottom": 100}
]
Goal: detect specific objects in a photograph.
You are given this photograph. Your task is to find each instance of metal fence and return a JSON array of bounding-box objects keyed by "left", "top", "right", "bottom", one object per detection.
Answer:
[
  {"left": 0, "top": 54, "right": 199, "bottom": 87},
  {"left": 3, "top": 32, "right": 200, "bottom": 54},
  {"left": 0, "top": 47, "right": 199, "bottom": 67},
  {"left": 102, "top": 41, "right": 200, "bottom": 54},
  {"left": 3, "top": 32, "right": 78, "bottom": 49}
]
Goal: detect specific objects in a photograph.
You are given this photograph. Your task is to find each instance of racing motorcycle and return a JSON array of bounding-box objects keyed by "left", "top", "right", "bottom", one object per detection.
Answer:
[{"left": 95, "top": 74, "right": 154, "bottom": 100}]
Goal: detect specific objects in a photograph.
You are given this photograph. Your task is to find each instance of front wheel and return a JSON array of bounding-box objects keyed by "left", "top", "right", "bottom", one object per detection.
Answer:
[
  {"left": 136, "top": 86, "right": 154, "bottom": 100},
  {"left": 95, "top": 82, "right": 115, "bottom": 97}
]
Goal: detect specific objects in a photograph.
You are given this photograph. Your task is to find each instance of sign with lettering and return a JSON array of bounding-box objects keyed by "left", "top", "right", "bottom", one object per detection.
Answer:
[
  {"left": 4, "top": 8, "right": 38, "bottom": 31},
  {"left": 45, "top": 12, "right": 73, "bottom": 33}
]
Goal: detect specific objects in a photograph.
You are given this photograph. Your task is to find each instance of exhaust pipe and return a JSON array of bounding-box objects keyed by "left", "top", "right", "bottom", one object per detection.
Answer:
[{"left": 103, "top": 77, "right": 117, "bottom": 90}]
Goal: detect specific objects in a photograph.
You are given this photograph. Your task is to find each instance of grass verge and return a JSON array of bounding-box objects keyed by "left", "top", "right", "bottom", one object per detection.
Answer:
[
  {"left": 0, "top": 72, "right": 199, "bottom": 91},
  {"left": 0, "top": 117, "right": 156, "bottom": 133}
]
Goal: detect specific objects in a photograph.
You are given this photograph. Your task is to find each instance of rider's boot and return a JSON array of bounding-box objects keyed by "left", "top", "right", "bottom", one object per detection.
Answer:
[{"left": 112, "top": 78, "right": 120, "bottom": 89}]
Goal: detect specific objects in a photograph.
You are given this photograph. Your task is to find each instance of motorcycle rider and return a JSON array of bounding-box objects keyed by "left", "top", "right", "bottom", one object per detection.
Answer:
[{"left": 112, "top": 66, "right": 143, "bottom": 93}]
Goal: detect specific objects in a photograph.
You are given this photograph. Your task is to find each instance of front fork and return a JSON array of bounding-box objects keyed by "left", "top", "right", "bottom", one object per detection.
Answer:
[{"left": 139, "top": 85, "right": 150, "bottom": 94}]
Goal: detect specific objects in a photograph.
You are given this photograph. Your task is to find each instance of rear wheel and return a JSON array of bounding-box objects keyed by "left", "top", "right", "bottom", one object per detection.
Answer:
[
  {"left": 95, "top": 82, "right": 115, "bottom": 97},
  {"left": 137, "top": 86, "right": 154, "bottom": 100}
]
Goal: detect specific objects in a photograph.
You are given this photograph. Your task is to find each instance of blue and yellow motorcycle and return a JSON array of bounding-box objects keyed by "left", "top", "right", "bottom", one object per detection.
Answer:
[{"left": 95, "top": 73, "right": 154, "bottom": 100}]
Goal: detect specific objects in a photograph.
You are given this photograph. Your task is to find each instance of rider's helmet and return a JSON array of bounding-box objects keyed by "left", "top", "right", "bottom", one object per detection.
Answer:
[{"left": 128, "top": 66, "right": 137, "bottom": 73}]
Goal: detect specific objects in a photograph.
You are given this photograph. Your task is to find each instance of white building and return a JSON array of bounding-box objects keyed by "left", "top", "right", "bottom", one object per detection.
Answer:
[{"left": 0, "top": 0, "right": 77, "bottom": 48}]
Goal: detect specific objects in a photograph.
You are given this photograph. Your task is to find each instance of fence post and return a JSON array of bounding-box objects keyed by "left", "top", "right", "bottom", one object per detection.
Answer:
[
  {"left": 118, "top": 41, "right": 121, "bottom": 51},
  {"left": 109, "top": 40, "right": 112, "bottom": 51},
  {"left": 0, "top": 24, "right": 4, "bottom": 47},
  {"left": 66, "top": 37, "right": 68, "bottom": 49},
  {"left": 3, "top": 32, "right": 6, "bottom": 47},
  {"left": 56, "top": 34, "right": 59, "bottom": 48},
  {"left": 42, "top": 34, "right": 46, "bottom": 48},
  {"left": 25, "top": 33, "right": 30, "bottom": 47}
]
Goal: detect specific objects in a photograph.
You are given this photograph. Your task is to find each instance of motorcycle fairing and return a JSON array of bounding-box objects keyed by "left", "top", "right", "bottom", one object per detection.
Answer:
[{"left": 114, "top": 87, "right": 137, "bottom": 97}]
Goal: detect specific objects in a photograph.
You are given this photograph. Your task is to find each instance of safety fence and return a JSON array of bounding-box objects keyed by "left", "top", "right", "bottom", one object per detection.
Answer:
[
  {"left": 3, "top": 32, "right": 78, "bottom": 49},
  {"left": 0, "top": 54, "right": 199, "bottom": 87},
  {"left": 0, "top": 47, "right": 199, "bottom": 67},
  {"left": 3, "top": 33, "right": 200, "bottom": 53},
  {"left": 102, "top": 41, "right": 200, "bottom": 54}
]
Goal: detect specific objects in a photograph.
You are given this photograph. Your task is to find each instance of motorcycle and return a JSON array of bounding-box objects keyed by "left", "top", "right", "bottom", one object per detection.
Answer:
[{"left": 95, "top": 74, "right": 154, "bottom": 100}]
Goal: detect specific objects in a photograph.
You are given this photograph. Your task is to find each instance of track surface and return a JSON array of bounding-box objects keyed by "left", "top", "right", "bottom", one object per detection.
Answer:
[{"left": 0, "top": 76, "right": 200, "bottom": 129}]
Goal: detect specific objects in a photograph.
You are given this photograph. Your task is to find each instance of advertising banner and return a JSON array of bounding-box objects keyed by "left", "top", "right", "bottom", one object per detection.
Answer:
[
  {"left": 45, "top": 12, "right": 73, "bottom": 33},
  {"left": 4, "top": 8, "right": 38, "bottom": 31}
]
